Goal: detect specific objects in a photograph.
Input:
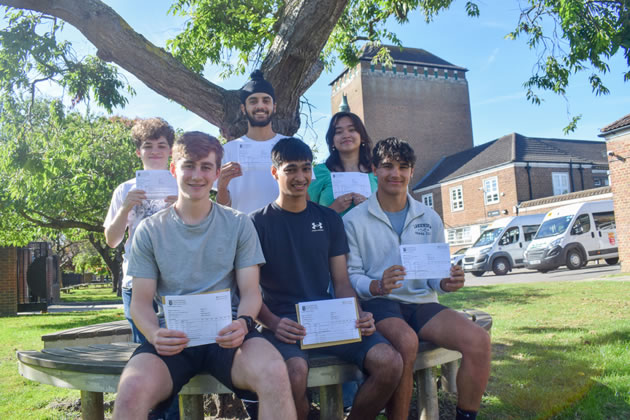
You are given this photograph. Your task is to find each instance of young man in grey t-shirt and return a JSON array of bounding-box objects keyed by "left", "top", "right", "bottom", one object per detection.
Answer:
[{"left": 113, "top": 132, "right": 296, "bottom": 420}]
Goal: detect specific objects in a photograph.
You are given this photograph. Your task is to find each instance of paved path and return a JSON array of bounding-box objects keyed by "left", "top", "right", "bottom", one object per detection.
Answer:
[
  {"left": 465, "top": 262, "right": 629, "bottom": 286},
  {"left": 18, "top": 302, "right": 123, "bottom": 315}
]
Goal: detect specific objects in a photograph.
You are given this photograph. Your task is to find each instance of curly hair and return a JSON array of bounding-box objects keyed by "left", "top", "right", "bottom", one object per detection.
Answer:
[
  {"left": 372, "top": 137, "right": 416, "bottom": 168},
  {"left": 324, "top": 112, "right": 372, "bottom": 172},
  {"left": 131, "top": 118, "right": 175, "bottom": 149}
]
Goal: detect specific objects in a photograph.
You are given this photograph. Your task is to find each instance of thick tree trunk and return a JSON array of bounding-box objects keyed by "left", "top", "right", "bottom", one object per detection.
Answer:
[
  {"left": 2, "top": 0, "right": 349, "bottom": 138},
  {"left": 87, "top": 234, "right": 122, "bottom": 295}
]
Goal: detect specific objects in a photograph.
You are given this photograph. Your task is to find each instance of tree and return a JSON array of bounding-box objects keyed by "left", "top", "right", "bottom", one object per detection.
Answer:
[
  {"left": 2, "top": 0, "right": 626, "bottom": 137},
  {"left": 0, "top": 98, "right": 138, "bottom": 293}
]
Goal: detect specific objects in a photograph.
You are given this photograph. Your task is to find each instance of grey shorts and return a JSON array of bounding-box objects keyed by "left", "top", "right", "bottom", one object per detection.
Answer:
[
  {"left": 360, "top": 299, "right": 447, "bottom": 334},
  {"left": 261, "top": 316, "right": 390, "bottom": 372}
]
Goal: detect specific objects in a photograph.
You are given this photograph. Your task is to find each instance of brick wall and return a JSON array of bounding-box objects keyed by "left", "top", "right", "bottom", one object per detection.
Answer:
[
  {"left": 440, "top": 166, "right": 519, "bottom": 228},
  {"left": 331, "top": 61, "right": 474, "bottom": 189},
  {"left": 0, "top": 247, "right": 17, "bottom": 316},
  {"left": 606, "top": 132, "right": 630, "bottom": 272}
]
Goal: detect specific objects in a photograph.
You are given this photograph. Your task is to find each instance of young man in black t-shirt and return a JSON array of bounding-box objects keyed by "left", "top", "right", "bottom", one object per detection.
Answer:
[{"left": 250, "top": 137, "right": 402, "bottom": 420}]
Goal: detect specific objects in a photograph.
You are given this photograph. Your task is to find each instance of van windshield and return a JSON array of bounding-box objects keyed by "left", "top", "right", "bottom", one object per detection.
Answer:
[
  {"left": 471, "top": 228, "right": 503, "bottom": 247},
  {"left": 535, "top": 216, "right": 573, "bottom": 239}
]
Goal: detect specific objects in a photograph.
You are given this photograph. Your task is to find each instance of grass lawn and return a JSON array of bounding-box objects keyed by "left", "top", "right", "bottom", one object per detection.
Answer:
[
  {"left": 440, "top": 280, "right": 630, "bottom": 419},
  {"left": 1, "top": 280, "right": 628, "bottom": 419},
  {"left": 59, "top": 286, "right": 122, "bottom": 304},
  {"left": 0, "top": 309, "right": 124, "bottom": 420}
]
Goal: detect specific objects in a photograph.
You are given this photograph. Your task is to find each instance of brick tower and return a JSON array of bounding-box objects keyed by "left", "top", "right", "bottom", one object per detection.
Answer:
[{"left": 330, "top": 45, "right": 474, "bottom": 188}]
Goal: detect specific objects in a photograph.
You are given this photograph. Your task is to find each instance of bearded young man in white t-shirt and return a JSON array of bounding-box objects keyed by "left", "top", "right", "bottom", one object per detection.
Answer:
[{"left": 215, "top": 70, "right": 286, "bottom": 214}]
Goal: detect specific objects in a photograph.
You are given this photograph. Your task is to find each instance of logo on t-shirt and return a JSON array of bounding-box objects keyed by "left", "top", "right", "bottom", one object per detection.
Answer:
[
  {"left": 413, "top": 223, "right": 431, "bottom": 236},
  {"left": 311, "top": 222, "right": 324, "bottom": 232}
]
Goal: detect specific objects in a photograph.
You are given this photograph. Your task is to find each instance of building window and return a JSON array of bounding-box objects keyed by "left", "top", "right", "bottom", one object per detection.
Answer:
[
  {"left": 552, "top": 172, "right": 570, "bottom": 195},
  {"left": 483, "top": 177, "right": 499, "bottom": 204},
  {"left": 450, "top": 186, "right": 464, "bottom": 212},
  {"left": 593, "top": 177, "right": 609, "bottom": 187},
  {"left": 447, "top": 226, "right": 472, "bottom": 246},
  {"left": 422, "top": 193, "right": 433, "bottom": 209}
]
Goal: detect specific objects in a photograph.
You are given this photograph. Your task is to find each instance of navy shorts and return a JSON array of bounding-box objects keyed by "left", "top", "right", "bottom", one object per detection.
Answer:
[
  {"left": 361, "top": 299, "right": 447, "bottom": 334},
  {"left": 131, "top": 331, "right": 261, "bottom": 410},
  {"left": 261, "top": 317, "right": 390, "bottom": 372}
]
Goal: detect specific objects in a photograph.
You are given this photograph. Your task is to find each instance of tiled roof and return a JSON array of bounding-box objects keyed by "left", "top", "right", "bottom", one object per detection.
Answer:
[
  {"left": 600, "top": 113, "right": 630, "bottom": 133},
  {"left": 330, "top": 44, "right": 467, "bottom": 85},
  {"left": 518, "top": 186, "right": 612, "bottom": 208},
  {"left": 359, "top": 44, "right": 467, "bottom": 71},
  {"left": 413, "top": 133, "right": 608, "bottom": 191}
]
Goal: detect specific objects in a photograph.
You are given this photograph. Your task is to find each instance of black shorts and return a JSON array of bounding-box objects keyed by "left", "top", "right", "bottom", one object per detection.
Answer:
[
  {"left": 261, "top": 320, "right": 390, "bottom": 372},
  {"left": 361, "top": 299, "right": 447, "bottom": 335},
  {"left": 131, "top": 331, "right": 261, "bottom": 410}
]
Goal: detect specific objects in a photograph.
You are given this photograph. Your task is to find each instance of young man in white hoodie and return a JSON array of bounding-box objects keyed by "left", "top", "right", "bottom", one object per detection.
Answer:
[{"left": 343, "top": 137, "right": 491, "bottom": 420}]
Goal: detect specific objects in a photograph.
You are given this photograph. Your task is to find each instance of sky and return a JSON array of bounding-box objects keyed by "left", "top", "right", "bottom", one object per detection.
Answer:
[{"left": 44, "top": 1, "right": 630, "bottom": 159}]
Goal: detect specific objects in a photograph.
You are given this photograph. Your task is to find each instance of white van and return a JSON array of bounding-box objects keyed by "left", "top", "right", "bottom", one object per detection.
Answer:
[
  {"left": 524, "top": 200, "right": 618, "bottom": 272},
  {"left": 462, "top": 214, "right": 545, "bottom": 276}
]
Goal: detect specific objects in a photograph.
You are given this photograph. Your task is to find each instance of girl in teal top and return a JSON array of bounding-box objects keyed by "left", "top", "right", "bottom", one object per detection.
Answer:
[{"left": 309, "top": 112, "right": 377, "bottom": 216}]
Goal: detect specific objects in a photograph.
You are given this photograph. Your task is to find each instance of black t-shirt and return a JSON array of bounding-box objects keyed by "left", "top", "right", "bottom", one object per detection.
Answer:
[{"left": 250, "top": 201, "right": 350, "bottom": 316}]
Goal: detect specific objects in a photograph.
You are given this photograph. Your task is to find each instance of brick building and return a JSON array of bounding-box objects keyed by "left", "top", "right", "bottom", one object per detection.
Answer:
[
  {"left": 330, "top": 45, "right": 473, "bottom": 189},
  {"left": 0, "top": 247, "right": 18, "bottom": 316},
  {"left": 600, "top": 113, "right": 630, "bottom": 272},
  {"left": 0, "top": 243, "right": 60, "bottom": 315},
  {"left": 411, "top": 133, "right": 609, "bottom": 250}
]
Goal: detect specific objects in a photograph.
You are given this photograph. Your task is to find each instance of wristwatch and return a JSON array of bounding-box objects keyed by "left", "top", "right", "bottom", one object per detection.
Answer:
[{"left": 237, "top": 315, "right": 255, "bottom": 333}]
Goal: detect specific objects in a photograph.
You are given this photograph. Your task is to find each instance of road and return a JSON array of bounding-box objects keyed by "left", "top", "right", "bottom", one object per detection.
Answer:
[{"left": 465, "top": 261, "right": 624, "bottom": 286}]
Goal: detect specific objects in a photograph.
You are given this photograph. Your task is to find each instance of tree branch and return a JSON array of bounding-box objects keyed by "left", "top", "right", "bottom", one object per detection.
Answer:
[
  {"left": 18, "top": 208, "right": 102, "bottom": 232},
  {"left": 1, "top": 0, "right": 241, "bottom": 135}
]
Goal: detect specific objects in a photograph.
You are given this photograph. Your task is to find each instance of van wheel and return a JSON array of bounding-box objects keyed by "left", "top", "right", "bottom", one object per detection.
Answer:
[
  {"left": 492, "top": 257, "right": 510, "bottom": 276},
  {"left": 566, "top": 250, "right": 583, "bottom": 270},
  {"left": 605, "top": 257, "right": 619, "bottom": 265},
  {"left": 471, "top": 271, "right": 484, "bottom": 277}
]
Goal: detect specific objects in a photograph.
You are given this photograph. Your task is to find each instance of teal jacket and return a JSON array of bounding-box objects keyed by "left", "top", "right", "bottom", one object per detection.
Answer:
[{"left": 308, "top": 163, "right": 378, "bottom": 217}]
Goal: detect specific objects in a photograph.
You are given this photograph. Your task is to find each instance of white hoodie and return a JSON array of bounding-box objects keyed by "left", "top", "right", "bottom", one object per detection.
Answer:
[{"left": 343, "top": 192, "right": 447, "bottom": 303}]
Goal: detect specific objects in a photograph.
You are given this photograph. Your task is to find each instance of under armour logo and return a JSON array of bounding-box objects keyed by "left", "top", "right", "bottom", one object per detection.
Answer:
[{"left": 312, "top": 222, "right": 323, "bottom": 231}]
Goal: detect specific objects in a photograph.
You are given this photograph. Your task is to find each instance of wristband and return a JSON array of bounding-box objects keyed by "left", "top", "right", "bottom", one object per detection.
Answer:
[
  {"left": 377, "top": 279, "right": 385, "bottom": 296},
  {"left": 237, "top": 315, "right": 255, "bottom": 333}
]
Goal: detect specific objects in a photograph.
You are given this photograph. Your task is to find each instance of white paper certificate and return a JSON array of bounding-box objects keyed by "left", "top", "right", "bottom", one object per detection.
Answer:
[
  {"left": 400, "top": 243, "right": 451, "bottom": 279},
  {"left": 296, "top": 297, "right": 361, "bottom": 349},
  {"left": 236, "top": 142, "right": 274, "bottom": 171},
  {"left": 162, "top": 289, "right": 232, "bottom": 347},
  {"left": 331, "top": 172, "right": 372, "bottom": 199},
  {"left": 135, "top": 170, "right": 178, "bottom": 200}
]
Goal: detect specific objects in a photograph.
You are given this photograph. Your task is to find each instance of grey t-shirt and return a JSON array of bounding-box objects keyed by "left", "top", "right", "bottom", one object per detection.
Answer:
[
  {"left": 127, "top": 203, "right": 265, "bottom": 320},
  {"left": 384, "top": 201, "right": 410, "bottom": 237}
]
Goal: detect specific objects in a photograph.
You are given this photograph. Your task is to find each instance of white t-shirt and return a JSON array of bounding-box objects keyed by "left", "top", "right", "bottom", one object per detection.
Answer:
[
  {"left": 219, "top": 133, "right": 286, "bottom": 214},
  {"left": 103, "top": 178, "right": 170, "bottom": 287}
]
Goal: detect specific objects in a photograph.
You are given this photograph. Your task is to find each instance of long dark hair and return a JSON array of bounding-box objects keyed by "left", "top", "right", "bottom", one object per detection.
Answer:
[{"left": 324, "top": 112, "right": 373, "bottom": 173}]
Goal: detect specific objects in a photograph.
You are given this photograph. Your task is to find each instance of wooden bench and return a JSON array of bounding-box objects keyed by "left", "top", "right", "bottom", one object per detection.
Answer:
[
  {"left": 42, "top": 320, "right": 132, "bottom": 349},
  {"left": 20, "top": 310, "right": 491, "bottom": 420}
]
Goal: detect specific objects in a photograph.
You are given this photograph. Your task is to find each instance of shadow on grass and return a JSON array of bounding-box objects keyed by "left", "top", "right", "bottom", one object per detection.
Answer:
[
  {"left": 551, "top": 379, "right": 630, "bottom": 420},
  {"left": 482, "top": 326, "right": 630, "bottom": 419},
  {"left": 440, "top": 285, "right": 552, "bottom": 309},
  {"left": 513, "top": 326, "right": 630, "bottom": 350}
]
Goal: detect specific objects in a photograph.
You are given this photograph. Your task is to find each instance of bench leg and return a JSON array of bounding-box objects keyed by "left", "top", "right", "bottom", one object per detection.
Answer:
[
  {"left": 415, "top": 368, "right": 439, "bottom": 420},
  {"left": 319, "top": 384, "right": 343, "bottom": 420},
  {"left": 441, "top": 360, "right": 459, "bottom": 393},
  {"left": 80, "top": 390, "right": 103, "bottom": 420},
  {"left": 179, "top": 394, "right": 204, "bottom": 420}
]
